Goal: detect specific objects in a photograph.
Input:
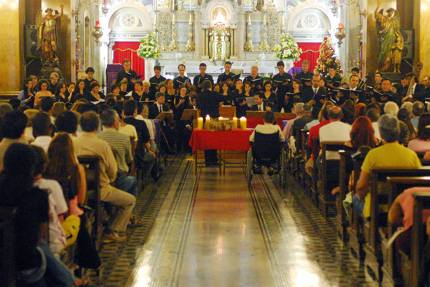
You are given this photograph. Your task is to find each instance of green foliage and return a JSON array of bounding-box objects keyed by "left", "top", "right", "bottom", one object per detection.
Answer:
[
  {"left": 273, "top": 33, "right": 302, "bottom": 61},
  {"left": 137, "top": 32, "right": 160, "bottom": 59}
]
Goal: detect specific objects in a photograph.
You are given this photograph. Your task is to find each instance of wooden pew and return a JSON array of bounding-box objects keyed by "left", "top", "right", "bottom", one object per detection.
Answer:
[
  {"left": 78, "top": 155, "right": 103, "bottom": 248},
  {"left": 382, "top": 177, "right": 430, "bottom": 286},
  {"left": 318, "top": 142, "right": 349, "bottom": 217},
  {"left": 0, "top": 207, "right": 16, "bottom": 287},
  {"left": 365, "top": 167, "right": 430, "bottom": 282},
  {"left": 337, "top": 150, "right": 352, "bottom": 243},
  {"left": 410, "top": 191, "right": 430, "bottom": 287}
]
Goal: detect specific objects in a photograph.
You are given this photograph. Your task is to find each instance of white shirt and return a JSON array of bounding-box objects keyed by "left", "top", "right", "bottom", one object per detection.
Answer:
[
  {"left": 250, "top": 123, "right": 285, "bottom": 142},
  {"left": 32, "top": 136, "right": 52, "bottom": 152},
  {"left": 34, "top": 178, "right": 68, "bottom": 254},
  {"left": 319, "top": 121, "right": 351, "bottom": 160},
  {"left": 372, "top": 122, "right": 381, "bottom": 140},
  {"left": 136, "top": 115, "right": 156, "bottom": 140},
  {"left": 119, "top": 124, "right": 138, "bottom": 142}
]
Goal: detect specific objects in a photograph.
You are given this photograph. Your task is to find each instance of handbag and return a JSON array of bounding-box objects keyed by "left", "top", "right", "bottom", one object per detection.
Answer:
[{"left": 62, "top": 214, "right": 80, "bottom": 248}]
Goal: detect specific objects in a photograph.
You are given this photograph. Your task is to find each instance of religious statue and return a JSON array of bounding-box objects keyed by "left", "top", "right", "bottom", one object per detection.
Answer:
[
  {"left": 375, "top": 6, "right": 404, "bottom": 73},
  {"left": 209, "top": 24, "right": 231, "bottom": 61},
  {"left": 37, "top": 6, "right": 63, "bottom": 65}
]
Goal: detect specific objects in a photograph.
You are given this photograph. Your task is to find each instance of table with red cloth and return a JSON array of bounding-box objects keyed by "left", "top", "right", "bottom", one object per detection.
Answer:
[
  {"left": 246, "top": 114, "right": 296, "bottom": 129},
  {"left": 189, "top": 129, "right": 254, "bottom": 172}
]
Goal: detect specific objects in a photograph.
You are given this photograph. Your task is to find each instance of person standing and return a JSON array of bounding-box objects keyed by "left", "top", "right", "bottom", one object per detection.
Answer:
[
  {"left": 272, "top": 61, "right": 293, "bottom": 107},
  {"left": 116, "top": 59, "right": 139, "bottom": 92},
  {"left": 244, "top": 65, "right": 263, "bottom": 93},
  {"left": 149, "top": 65, "right": 166, "bottom": 98},
  {"left": 173, "top": 64, "right": 191, "bottom": 90},
  {"left": 217, "top": 61, "right": 238, "bottom": 85},
  {"left": 193, "top": 63, "right": 214, "bottom": 92}
]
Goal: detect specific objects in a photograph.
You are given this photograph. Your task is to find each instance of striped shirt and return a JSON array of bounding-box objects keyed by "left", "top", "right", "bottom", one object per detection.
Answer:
[{"left": 98, "top": 128, "right": 132, "bottom": 173}]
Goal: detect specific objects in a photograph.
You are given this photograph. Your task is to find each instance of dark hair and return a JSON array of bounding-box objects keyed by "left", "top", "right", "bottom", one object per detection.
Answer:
[
  {"left": 225, "top": 61, "right": 232, "bottom": 66},
  {"left": 80, "top": 111, "right": 99, "bottom": 132},
  {"left": 351, "top": 67, "right": 360, "bottom": 73},
  {"left": 199, "top": 63, "right": 207, "bottom": 68},
  {"left": 76, "top": 103, "right": 98, "bottom": 114},
  {"left": 1, "top": 111, "right": 27, "bottom": 139},
  {"left": 30, "top": 145, "right": 47, "bottom": 176},
  {"left": 85, "top": 67, "right": 95, "bottom": 73},
  {"left": 32, "top": 112, "right": 51, "bottom": 137},
  {"left": 40, "top": 96, "right": 54, "bottom": 112},
  {"left": 263, "top": 111, "right": 275, "bottom": 123},
  {"left": 90, "top": 82, "right": 100, "bottom": 91},
  {"left": 100, "top": 109, "right": 117, "bottom": 127},
  {"left": 413, "top": 101, "right": 425, "bottom": 117},
  {"left": 155, "top": 92, "right": 165, "bottom": 99},
  {"left": 178, "top": 64, "right": 186, "bottom": 69},
  {"left": 154, "top": 65, "right": 161, "bottom": 71},
  {"left": 366, "top": 108, "right": 380, "bottom": 122},
  {"left": 398, "top": 108, "right": 415, "bottom": 137},
  {"left": 381, "top": 78, "right": 392, "bottom": 84},
  {"left": 277, "top": 61, "right": 285, "bottom": 67},
  {"left": 328, "top": 106, "right": 343, "bottom": 120},
  {"left": 417, "top": 113, "right": 430, "bottom": 140},
  {"left": 123, "top": 100, "right": 136, "bottom": 117},
  {"left": 55, "top": 111, "right": 78, "bottom": 134},
  {"left": 201, "top": 80, "right": 212, "bottom": 91},
  {"left": 8, "top": 98, "right": 21, "bottom": 110}
]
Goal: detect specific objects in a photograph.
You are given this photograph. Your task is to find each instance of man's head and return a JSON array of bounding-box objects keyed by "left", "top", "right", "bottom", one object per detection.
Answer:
[
  {"left": 123, "top": 100, "right": 137, "bottom": 117},
  {"left": 85, "top": 67, "right": 95, "bottom": 80},
  {"left": 328, "top": 106, "right": 343, "bottom": 121},
  {"left": 277, "top": 61, "right": 285, "bottom": 73},
  {"left": 55, "top": 111, "right": 78, "bottom": 134},
  {"left": 40, "top": 97, "right": 54, "bottom": 113},
  {"left": 374, "top": 72, "right": 383, "bottom": 84},
  {"left": 366, "top": 107, "right": 380, "bottom": 123},
  {"left": 378, "top": 114, "right": 400, "bottom": 143},
  {"left": 100, "top": 109, "right": 120, "bottom": 129},
  {"left": 30, "top": 145, "right": 47, "bottom": 177},
  {"left": 263, "top": 111, "right": 275, "bottom": 124},
  {"left": 413, "top": 101, "right": 425, "bottom": 117},
  {"left": 381, "top": 78, "right": 392, "bottom": 93},
  {"left": 178, "top": 64, "right": 186, "bottom": 76},
  {"left": 32, "top": 112, "right": 52, "bottom": 138},
  {"left": 303, "top": 103, "right": 312, "bottom": 116},
  {"left": 154, "top": 65, "right": 161, "bottom": 76},
  {"left": 224, "top": 61, "right": 232, "bottom": 73},
  {"left": 302, "top": 60, "right": 310, "bottom": 73},
  {"left": 1, "top": 111, "right": 27, "bottom": 139},
  {"left": 293, "top": 102, "right": 304, "bottom": 116},
  {"left": 312, "top": 75, "right": 321, "bottom": 88},
  {"left": 199, "top": 63, "right": 207, "bottom": 75},
  {"left": 350, "top": 75, "right": 360, "bottom": 89},
  {"left": 90, "top": 82, "right": 100, "bottom": 94},
  {"left": 155, "top": 92, "right": 165, "bottom": 104},
  {"left": 255, "top": 95, "right": 263, "bottom": 105},
  {"left": 123, "top": 59, "right": 131, "bottom": 71},
  {"left": 251, "top": 65, "right": 258, "bottom": 77},
  {"left": 50, "top": 72, "right": 59, "bottom": 85},
  {"left": 351, "top": 67, "right": 360, "bottom": 76},
  {"left": 328, "top": 67, "right": 336, "bottom": 77},
  {"left": 80, "top": 111, "right": 100, "bottom": 133},
  {"left": 423, "top": 75, "right": 430, "bottom": 88}
]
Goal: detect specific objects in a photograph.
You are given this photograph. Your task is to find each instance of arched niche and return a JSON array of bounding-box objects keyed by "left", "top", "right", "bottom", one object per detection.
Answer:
[{"left": 107, "top": 5, "right": 154, "bottom": 41}]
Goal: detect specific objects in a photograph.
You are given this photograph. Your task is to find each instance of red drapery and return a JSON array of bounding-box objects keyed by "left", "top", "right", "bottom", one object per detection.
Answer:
[
  {"left": 112, "top": 42, "right": 145, "bottom": 79},
  {"left": 294, "top": 42, "right": 321, "bottom": 72}
]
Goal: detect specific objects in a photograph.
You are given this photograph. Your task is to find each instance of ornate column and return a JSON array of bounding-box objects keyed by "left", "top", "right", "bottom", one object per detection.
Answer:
[
  {"left": 194, "top": 9, "right": 203, "bottom": 58},
  {"left": 236, "top": 9, "right": 246, "bottom": 59},
  {"left": 244, "top": 13, "right": 253, "bottom": 52},
  {"left": 185, "top": 12, "right": 195, "bottom": 51},
  {"left": 259, "top": 12, "right": 269, "bottom": 51},
  {"left": 169, "top": 13, "right": 177, "bottom": 50}
]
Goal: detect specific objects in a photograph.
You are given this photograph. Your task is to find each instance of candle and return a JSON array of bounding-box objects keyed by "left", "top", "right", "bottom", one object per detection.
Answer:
[
  {"left": 205, "top": 115, "right": 211, "bottom": 128},
  {"left": 240, "top": 117, "right": 247, "bottom": 129},
  {"left": 95, "top": 20, "right": 101, "bottom": 28},
  {"left": 232, "top": 117, "right": 238, "bottom": 129},
  {"left": 197, "top": 117, "right": 203, "bottom": 129},
  {"left": 219, "top": 116, "right": 224, "bottom": 121}
]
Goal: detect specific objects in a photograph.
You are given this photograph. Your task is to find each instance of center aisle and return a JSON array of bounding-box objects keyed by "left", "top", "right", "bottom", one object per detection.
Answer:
[{"left": 125, "top": 161, "right": 373, "bottom": 287}]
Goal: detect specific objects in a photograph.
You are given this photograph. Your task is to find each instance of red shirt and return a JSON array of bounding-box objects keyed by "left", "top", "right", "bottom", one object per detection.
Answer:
[{"left": 308, "top": 120, "right": 330, "bottom": 158}]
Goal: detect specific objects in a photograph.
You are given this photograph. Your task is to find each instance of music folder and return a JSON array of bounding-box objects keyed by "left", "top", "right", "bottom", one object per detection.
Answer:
[
  {"left": 246, "top": 111, "right": 266, "bottom": 118},
  {"left": 181, "top": 109, "right": 197, "bottom": 121},
  {"left": 156, "top": 112, "right": 174, "bottom": 121}
]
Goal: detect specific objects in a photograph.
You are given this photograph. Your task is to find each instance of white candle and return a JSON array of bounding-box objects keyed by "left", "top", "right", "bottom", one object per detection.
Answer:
[
  {"left": 232, "top": 117, "right": 238, "bottom": 129},
  {"left": 240, "top": 117, "right": 247, "bottom": 129},
  {"left": 205, "top": 115, "right": 211, "bottom": 128},
  {"left": 219, "top": 116, "right": 224, "bottom": 121},
  {"left": 197, "top": 117, "right": 203, "bottom": 129}
]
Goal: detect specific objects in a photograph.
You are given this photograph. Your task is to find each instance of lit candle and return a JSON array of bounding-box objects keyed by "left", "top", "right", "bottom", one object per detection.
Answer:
[
  {"left": 197, "top": 117, "right": 203, "bottom": 129},
  {"left": 232, "top": 117, "right": 238, "bottom": 129},
  {"left": 95, "top": 20, "right": 101, "bottom": 28},
  {"left": 240, "top": 117, "right": 247, "bottom": 129},
  {"left": 205, "top": 115, "right": 211, "bottom": 128},
  {"left": 219, "top": 116, "right": 224, "bottom": 121}
]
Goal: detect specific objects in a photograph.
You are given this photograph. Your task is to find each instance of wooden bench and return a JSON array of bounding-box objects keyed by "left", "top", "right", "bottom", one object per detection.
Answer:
[
  {"left": 382, "top": 177, "right": 430, "bottom": 286},
  {"left": 78, "top": 155, "right": 103, "bottom": 248},
  {"left": 365, "top": 167, "right": 430, "bottom": 282},
  {"left": 336, "top": 150, "right": 352, "bottom": 243},
  {"left": 0, "top": 207, "right": 16, "bottom": 287}
]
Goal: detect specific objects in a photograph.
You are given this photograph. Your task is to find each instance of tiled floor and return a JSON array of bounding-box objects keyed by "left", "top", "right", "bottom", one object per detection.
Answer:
[{"left": 95, "top": 160, "right": 375, "bottom": 287}]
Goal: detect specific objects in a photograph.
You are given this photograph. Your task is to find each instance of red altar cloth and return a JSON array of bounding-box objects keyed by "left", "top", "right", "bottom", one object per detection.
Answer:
[
  {"left": 246, "top": 115, "right": 296, "bottom": 129},
  {"left": 189, "top": 129, "right": 254, "bottom": 152}
]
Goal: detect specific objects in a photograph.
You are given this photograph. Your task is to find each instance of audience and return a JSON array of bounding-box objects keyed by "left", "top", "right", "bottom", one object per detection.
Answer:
[
  {"left": 0, "top": 111, "right": 28, "bottom": 170},
  {"left": 31, "top": 112, "right": 53, "bottom": 152},
  {"left": 408, "top": 113, "right": 430, "bottom": 153}
]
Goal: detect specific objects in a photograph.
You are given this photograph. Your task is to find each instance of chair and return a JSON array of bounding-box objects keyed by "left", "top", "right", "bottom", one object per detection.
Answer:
[
  {"left": 364, "top": 167, "right": 430, "bottom": 283},
  {"left": 0, "top": 207, "right": 16, "bottom": 287},
  {"left": 78, "top": 155, "right": 103, "bottom": 248}
]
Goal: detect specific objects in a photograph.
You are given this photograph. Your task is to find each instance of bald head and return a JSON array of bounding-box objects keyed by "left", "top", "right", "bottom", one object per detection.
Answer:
[{"left": 328, "top": 106, "right": 343, "bottom": 121}]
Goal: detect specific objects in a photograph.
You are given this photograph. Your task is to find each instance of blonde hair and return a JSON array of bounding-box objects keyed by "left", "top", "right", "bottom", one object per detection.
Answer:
[
  {"left": 24, "top": 109, "right": 39, "bottom": 127},
  {"left": 384, "top": 101, "right": 399, "bottom": 117}
]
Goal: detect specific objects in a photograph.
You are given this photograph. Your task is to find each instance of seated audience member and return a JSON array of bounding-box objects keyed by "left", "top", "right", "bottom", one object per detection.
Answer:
[
  {"left": 408, "top": 113, "right": 430, "bottom": 153},
  {"left": 388, "top": 186, "right": 430, "bottom": 255},
  {"left": 55, "top": 110, "right": 79, "bottom": 137},
  {"left": 52, "top": 101, "right": 67, "bottom": 120},
  {"left": 0, "top": 143, "right": 75, "bottom": 286},
  {"left": 292, "top": 103, "right": 313, "bottom": 149},
  {"left": 366, "top": 107, "right": 382, "bottom": 140},
  {"left": 149, "top": 92, "right": 171, "bottom": 119},
  {"left": 40, "top": 96, "right": 55, "bottom": 122},
  {"left": 9, "top": 98, "right": 21, "bottom": 110},
  {"left": 45, "top": 133, "right": 87, "bottom": 216},
  {"left": 0, "top": 111, "right": 28, "bottom": 170},
  {"left": 31, "top": 145, "right": 68, "bottom": 255},
  {"left": 123, "top": 100, "right": 157, "bottom": 179},
  {"left": 0, "top": 103, "right": 13, "bottom": 140},
  {"left": 251, "top": 94, "right": 270, "bottom": 112},
  {"left": 75, "top": 111, "right": 136, "bottom": 242},
  {"left": 249, "top": 111, "right": 285, "bottom": 174},
  {"left": 412, "top": 101, "right": 425, "bottom": 129},
  {"left": 98, "top": 109, "right": 138, "bottom": 196},
  {"left": 136, "top": 105, "right": 157, "bottom": 151},
  {"left": 348, "top": 116, "right": 378, "bottom": 150},
  {"left": 398, "top": 107, "right": 416, "bottom": 145},
  {"left": 384, "top": 101, "right": 399, "bottom": 116},
  {"left": 31, "top": 112, "right": 53, "bottom": 152},
  {"left": 283, "top": 102, "right": 304, "bottom": 140},
  {"left": 355, "top": 115, "right": 421, "bottom": 217}
]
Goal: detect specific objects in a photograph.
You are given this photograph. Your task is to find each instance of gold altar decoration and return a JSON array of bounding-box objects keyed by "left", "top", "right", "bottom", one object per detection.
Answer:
[
  {"left": 209, "top": 23, "right": 231, "bottom": 61},
  {"left": 204, "top": 118, "right": 238, "bottom": 131},
  {"left": 374, "top": 6, "right": 404, "bottom": 73}
]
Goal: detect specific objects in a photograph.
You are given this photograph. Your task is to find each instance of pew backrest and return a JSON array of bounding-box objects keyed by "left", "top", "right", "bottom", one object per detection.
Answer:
[{"left": 0, "top": 207, "right": 16, "bottom": 287}]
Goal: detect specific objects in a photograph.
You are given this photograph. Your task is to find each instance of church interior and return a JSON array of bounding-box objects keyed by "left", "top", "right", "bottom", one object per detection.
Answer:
[{"left": 2, "top": 0, "right": 430, "bottom": 286}]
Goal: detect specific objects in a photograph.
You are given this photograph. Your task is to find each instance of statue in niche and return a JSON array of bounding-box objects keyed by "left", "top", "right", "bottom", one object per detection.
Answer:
[
  {"left": 209, "top": 24, "right": 231, "bottom": 61},
  {"left": 37, "top": 6, "right": 63, "bottom": 65},
  {"left": 375, "top": 6, "right": 404, "bottom": 73}
]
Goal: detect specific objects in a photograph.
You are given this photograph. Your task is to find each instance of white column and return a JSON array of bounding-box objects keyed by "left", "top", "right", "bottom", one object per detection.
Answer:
[{"left": 194, "top": 10, "right": 202, "bottom": 59}]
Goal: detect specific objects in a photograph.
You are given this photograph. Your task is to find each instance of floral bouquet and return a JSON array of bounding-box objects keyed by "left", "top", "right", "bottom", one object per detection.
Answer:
[
  {"left": 137, "top": 32, "right": 160, "bottom": 59},
  {"left": 274, "top": 33, "right": 302, "bottom": 61}
]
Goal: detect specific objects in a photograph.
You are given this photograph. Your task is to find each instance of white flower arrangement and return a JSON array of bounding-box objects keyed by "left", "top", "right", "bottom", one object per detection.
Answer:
[
  {"left": 137, "top": 32, "right": 160, "bottom": 59},
  {"left": 274, "top": 33, "right": 302, "bottom": 61}
]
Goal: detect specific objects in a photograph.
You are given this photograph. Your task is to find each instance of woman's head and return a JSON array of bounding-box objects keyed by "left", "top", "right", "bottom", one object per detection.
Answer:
[
  {"left": 417, "top": 113, "right": 430, "bottom": 140},
  {"left": 235, "top": 79, "right": 243, "bottom": 90},
  {"left": 292, "top": 79, "right": 301, "bottom": 91},
  {"left": 213, "top": 84, "right": 221, "bottom": 93},
  {"left": 383, "top": 101, "right": 399, "bottom": 116},
  {"left": 46, "top": 133, "right": 77, "bottom": 176},
  {"left": 90, "top": 82, "right": 100, "bottom": 93},
  {"left": 350, "top": 116, "right": 375, "bottom": 149},
  {"left": 58, "top": 82, "right": 67, "bottom": 94},
  {"left": 77, "top": 79, "right": 85, "bottom": 91},
  {"left": 222, "top": 82, "right": 229, "bottom": 92},
  {"left": 354, "top": 103, "right": 366, "bottom": 119},
  {"left": 166, "top": 79, "right": 174, "bottom": 89},
  {"left": 398, "top": 107, "right": 412, "bottom": 123},
  {"left": 158, "top": 84, "right": 167, "bottom": 94},
  {"left": 39, "top": 80, "right": 49, "bottom": 91},
  {"left": 264, "top": 81, "right": 272, "bottom": 91},
  {"left": 244, "top": 82, "right": 252, "bottom": 93}
]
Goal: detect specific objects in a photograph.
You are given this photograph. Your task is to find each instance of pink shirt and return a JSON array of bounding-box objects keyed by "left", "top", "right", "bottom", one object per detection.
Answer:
[
  {"left": 398, "top": 187, "right": 430, "bottom": 230},
  {"left": 408, "top": 139, "right": 430, "bottom": 153}
]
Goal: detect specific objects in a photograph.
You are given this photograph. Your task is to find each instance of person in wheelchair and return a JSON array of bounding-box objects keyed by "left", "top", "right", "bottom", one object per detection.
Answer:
[{"left": 249, "top": 111, "right": 285, "bottom": 175}]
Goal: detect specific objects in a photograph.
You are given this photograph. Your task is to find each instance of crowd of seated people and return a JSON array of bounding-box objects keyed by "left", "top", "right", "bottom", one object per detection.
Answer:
[{"left": 3, "top": 56, "right": 430, "bottom": 286}]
